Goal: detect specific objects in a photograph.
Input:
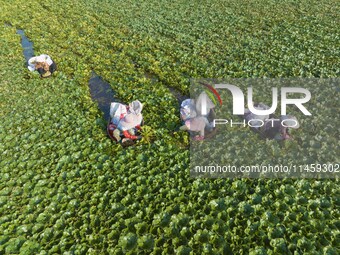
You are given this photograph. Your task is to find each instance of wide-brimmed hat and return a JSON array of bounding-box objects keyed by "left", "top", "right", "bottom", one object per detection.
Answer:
[
  {"left": 181, "top": 99, "right": 197, "bottom": 121},
  {"left": 181, "top": 99, "right": 195, "bottom": 108},
  {"left": 129, "top": 100, "right": 143, "bottom": 115}
]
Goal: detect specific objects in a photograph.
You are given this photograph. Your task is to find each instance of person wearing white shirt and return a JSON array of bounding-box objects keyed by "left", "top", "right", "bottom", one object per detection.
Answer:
[{"left": 27, "top": 54, "right": 57, "bottom": 78}]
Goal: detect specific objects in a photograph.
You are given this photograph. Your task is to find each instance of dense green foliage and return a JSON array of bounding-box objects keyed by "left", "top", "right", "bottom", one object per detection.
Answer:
[
  {"left": 190, "top": 78, "right": 339, "bottom": 178},
  {"left": 0, "top": 0, "right": 339, "bottom": 254}
]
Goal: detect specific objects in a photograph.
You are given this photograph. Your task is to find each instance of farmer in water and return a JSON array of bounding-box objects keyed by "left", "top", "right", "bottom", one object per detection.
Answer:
[
  {"left": 179, "top": 91, "right": 215, "bottom": 140},
  {"left": 262, "top": 115, "right": 300, "bottom": 140},
  {"left": 28, "top": 54, "right": 57, "bottom": 78},
  {"left": 244, "top": 103, "right": 300, "bottom": 140},
  {"left": 110, "top": 100, "right": 143, "bottom": 143},
  {"left": 244, "top": 103, "right": 271, "bottom": 128}
]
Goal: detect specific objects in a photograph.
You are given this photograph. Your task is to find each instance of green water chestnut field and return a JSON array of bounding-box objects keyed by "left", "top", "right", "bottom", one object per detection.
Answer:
[{"left": 0, "top": 0, "right": 339, "bottom": 254}]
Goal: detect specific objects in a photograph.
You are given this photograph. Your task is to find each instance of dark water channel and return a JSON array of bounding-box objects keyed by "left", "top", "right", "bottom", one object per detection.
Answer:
[
  {"left": 89, "top": 71, "right": 188, "bottom": 124},
  {"left": 16, "top": 29, "right": 34, "bottom": 61},
  {"left": 168, "top": 87, "right": 189, "bottom": 104},
  {"left": 88, "top": 72, "right": 121, "bottom": 121}
]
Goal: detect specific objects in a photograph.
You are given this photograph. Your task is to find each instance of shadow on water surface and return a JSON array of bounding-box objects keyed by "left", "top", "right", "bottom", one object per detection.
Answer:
[{"left": 88, "top": 72, "right": 121, "bottom": 121}]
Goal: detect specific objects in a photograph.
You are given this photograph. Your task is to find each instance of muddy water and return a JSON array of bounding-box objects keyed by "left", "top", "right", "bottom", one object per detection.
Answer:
[{"left": 88, "top": 72, "right": 121, "bottom": 121}]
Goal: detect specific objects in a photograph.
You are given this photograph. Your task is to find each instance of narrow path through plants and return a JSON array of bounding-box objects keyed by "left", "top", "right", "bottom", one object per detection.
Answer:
[
  {"left": 144, "top": 71, "right": 188, "bottom": 104},
  {"left": 16, "top": 29, "right": 34, "bottom": 62},
  {"left": 88, "top": 71, "right": 121, "bottom": 121}
]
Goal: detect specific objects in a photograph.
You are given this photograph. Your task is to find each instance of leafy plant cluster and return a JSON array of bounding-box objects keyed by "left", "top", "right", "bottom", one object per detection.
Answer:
[
  {"left": 0, "top": 0, "right": 339, "bottom": 254},
  {"left": 190, "top": 78, "right": 339, "bottom": 176}
]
